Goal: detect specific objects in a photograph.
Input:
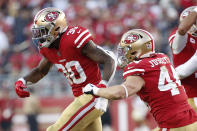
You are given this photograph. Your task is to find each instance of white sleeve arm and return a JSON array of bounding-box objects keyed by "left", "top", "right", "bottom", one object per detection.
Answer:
[
  {"left": 175, "top": 50, "right": 197, "bottom": 79},
  {"left": 171, "top": 32, "right": 188, "bottom": 54}
]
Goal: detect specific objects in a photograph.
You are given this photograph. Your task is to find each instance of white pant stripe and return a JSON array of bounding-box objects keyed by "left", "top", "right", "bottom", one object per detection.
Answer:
[
  {"left": 62, "top": 101, "right": 96, "bottom": 131},
  {"left": 162, "top": 128, "right": 167, "bottom": 131}
]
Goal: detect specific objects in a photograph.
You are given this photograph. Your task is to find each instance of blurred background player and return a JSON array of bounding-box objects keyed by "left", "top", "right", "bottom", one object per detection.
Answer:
[
  {"left": 83, "top": 29, "right": 197, "bottom": 131},
  {"left": 14, "top": 7, "right": 116, "bottom": 131},
  {"left": 0, "top": 88, "right": 15, "bottom": 131},
  {"left": 23, "top": 88, "right": 40, "bottom": 131},
  {"left": 168, "top": 6, "right": 197, "bottom": 111}
]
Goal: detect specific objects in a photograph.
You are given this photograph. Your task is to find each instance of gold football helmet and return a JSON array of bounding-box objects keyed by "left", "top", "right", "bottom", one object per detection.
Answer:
[
  {"left": 117, "top": 29, "right": 155, "bottom": 68},
  {"left": 32, "top": 7, "right": 67, "bottom": 48},
  {"left": 180, "top": 6, "right": 197, "bottom": 37}
]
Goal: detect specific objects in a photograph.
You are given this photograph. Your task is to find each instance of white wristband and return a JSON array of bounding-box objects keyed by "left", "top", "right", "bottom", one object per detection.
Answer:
[
  {"left": 121, "top": 84, "right": 128, "bottom": 98},
  {"left": 18, "top": 78, "right": 26, "bottom": 85}
]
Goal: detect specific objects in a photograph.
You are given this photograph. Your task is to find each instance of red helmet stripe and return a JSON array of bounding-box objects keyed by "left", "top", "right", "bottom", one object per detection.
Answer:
[{"left": 34, "top": 8, "right": 48, "bottom": 24}]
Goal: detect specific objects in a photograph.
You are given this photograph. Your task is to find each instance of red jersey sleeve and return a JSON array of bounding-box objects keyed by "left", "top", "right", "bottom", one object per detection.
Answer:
[
  {"left": 72, "top": 26, "right": 93, "bottom": 50},
  {"left": 123, "top": 60, "right": 146, "bottom": 79}
]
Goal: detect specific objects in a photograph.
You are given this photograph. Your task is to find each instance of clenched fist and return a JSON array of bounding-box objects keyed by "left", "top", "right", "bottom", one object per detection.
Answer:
[
  {"left": 15, "top": 79, "right": 30, "bottom": 98},
  {"left": 83, "top": 84, "right": 101, "bottom": 95}
]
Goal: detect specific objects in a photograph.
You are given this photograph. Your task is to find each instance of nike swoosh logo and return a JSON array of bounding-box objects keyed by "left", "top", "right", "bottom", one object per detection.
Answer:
[{"left": 59, "top": 59, "right": 66, "bottom": 62}]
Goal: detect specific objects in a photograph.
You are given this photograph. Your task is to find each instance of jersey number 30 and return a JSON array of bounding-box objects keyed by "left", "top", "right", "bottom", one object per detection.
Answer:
[
  {"left": 158, "top": 65, "right": 181, "bottom": 96},
  {"left": 55, "top": 61, "right": 87, "bottom": 84}
]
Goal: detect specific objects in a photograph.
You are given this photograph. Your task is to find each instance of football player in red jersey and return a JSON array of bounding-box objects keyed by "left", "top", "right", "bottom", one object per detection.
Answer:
[
  {"left": 83, "top": 29, "right": 197, "bottom": 130},
  {"left": 14, "top": 7, "right": 116, "bottom": 131},
  {"left": 168, "top": 6, "right": 197, "bottom": 112}
]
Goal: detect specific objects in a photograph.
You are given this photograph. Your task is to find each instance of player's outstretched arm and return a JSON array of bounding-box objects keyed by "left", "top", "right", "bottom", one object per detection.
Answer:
[
  {"left": 82, "top": 40, "right": 116, "bottom": 84},
  {"left": 23, "top": 57, "right": 53, "bottom": 84},
  {"left": 14, "top": 57, "right": 53, "bottom": 98},
  {"left": 178, "top": 10, "right": 197, "bottom": 35},
  {"left": 83, "top": 76, "right": 144, "bottom": 100}
]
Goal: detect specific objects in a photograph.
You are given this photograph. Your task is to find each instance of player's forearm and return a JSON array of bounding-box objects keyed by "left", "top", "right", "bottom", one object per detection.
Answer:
[
  {"left": 22, "top": 57, "right": 53, "bottom": 84},
  {"left": 83, "top": 76, "right": 143, "bottom": 99},
  {"left": 23, "top": 67, "right": 47, "bottom": 84},
  {"left": 97, "top": 85, "right": 126, "bottom": 100},
  {"left": 175, "top": 51, "right": 197, "bottom": 79},
  {"left": 178, "top": 11, "right": 197, "bottom": 35}
]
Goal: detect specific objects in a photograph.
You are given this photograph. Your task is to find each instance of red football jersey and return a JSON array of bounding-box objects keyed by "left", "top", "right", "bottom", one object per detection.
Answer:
[
  {"left": 123, "top": 53, "right": 197, "bottom": 128},
  {"left": 169, "top": 29, "right": 197, "bottom": 98},
  {"left": 40, "top": 26, "right": 101, "bottom": 97}
]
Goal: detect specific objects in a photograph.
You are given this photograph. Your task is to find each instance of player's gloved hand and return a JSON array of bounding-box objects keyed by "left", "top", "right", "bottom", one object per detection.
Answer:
[
  {"left": 83, "top": 83, "right": 109, "bottom": 112},
  {"left": 83, "top": 80, "right": 109, "bottom": 112},
  {"left": 14, "top": 78, "right": 30, "bottom": 98},
  {"left": 83, "top": 84, "right": 100, "bottom": 96},
  {"left": 83, "top": 80, "right": 107, "bottom": 95}
]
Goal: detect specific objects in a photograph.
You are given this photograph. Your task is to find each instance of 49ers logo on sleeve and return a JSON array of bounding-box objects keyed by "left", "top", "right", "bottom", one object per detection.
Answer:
[
  {"left": 124, "top": 34, "right": 139, "bottom": 44},
  {"left": 45, "top": 11, "right": 59, "bottom": 22}
]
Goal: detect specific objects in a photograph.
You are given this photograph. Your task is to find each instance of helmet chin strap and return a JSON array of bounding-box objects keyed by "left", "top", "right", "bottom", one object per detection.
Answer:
[
  {"left": 48, "top": 33, "right": 63, "bottom": 49},
  {"left": 61, "top": 26, "right": 68, "bottom": 33},
  {"left": 40, "top": 35, "right": 55, "bottom": 48},
  {"left": 117, "top": 56, "right": 128, "bottom": 68}
]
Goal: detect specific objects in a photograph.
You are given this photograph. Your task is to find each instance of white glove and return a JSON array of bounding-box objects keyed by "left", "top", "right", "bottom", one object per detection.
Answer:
[
  {"left": 82, "top": 84, "right": 100, "bottom": 95},
  {"left": 95, "top": 97, "right": 108, "bottom": 112},
  {"left": 83, "top": 83, "right": 108, "bottom": 112}
]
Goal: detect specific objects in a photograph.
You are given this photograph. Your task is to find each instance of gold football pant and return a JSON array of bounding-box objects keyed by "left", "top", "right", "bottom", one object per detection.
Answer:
[
  {"left": 152, "top": 121, "right": 197, "bottom": 131},
  {"left": 188, "top": 98, "right": 197, "bottom": 113},
  {"left": 47, "top": 94, "right": 104, "bottom": 131}
]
